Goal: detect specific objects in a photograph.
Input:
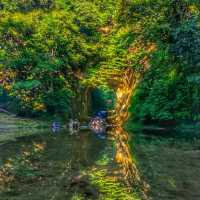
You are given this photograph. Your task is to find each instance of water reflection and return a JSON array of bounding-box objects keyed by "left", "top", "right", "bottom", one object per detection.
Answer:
[
  {"left": 106, "top": 67, "right": 149, "bottom": 195},
  {"left": 109, "top": 126, "right": 141, "bottom": 186},
  {"left": 106, "top": 68, "right": 139, "bottom": 186},
  {"left": 0, "top": 130, "right": 106, "bottom": 199}
]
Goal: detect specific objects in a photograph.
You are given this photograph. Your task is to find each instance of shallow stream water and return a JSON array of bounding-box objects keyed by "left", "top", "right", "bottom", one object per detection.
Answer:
[
  {"left": 0, "top": 125, "right": 200, "bottom": 200},
  {"left": 0, "top": 129, "right": 114, "bottom": 200}
]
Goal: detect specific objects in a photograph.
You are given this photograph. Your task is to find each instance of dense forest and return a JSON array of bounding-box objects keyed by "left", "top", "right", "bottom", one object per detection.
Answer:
[
  {"left": 0, "top": 0, "right": 200, "bottom": 123},
  {"left": 1, "top": 1, "right": 200, "bottom": 200}
]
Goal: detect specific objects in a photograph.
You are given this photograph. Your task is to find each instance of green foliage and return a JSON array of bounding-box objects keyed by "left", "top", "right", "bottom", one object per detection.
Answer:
[
  {"left": 0, "top": 4, "right": 101, "bottom": 116},
  {"left": 91, "top": 88, "right": 115, "bottom": 114},
  {"left": 0, "top": 0, "right": 124, "bottom": 117},
  {"left": 170, "top": 17, "right": 200, "bottom": 69},
  {"left": 129, "top": 0, "right": 200, "bottom": 122},
  {"left": 0, "top": 0, "right": 200, "bottom": 121},
  {"left": 0, "top": 0, "right": 53, "bottom": 11}
]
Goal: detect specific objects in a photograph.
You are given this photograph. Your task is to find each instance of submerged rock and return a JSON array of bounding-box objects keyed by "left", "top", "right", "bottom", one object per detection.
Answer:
[
  {"left": 70, "top": 174, "right": 89, "bottom": 186},
  {"left": 69, "top": 174, "right": 99, "bottom": 199}
]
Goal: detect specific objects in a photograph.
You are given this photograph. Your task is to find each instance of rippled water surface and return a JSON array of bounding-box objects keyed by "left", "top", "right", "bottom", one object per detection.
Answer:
[
  {"left": 1, "top": 124, "right": 200, "bottom": 200},
  {"left": 0, "top": 129, "right": 112, "bottom": 199}
]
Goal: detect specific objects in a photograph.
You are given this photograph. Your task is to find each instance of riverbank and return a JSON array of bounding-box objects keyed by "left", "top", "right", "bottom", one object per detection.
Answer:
[
  {"left": 125, "top": 120, "right": 200, "bottom": 135},
  {"left": 0, "top": 113, "right": 50, "bottom": 143}
]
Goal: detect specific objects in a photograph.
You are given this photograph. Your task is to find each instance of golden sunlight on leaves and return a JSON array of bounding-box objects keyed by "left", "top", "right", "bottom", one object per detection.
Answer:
[
  {"left": 33, "top": 142, "right": 46, "bottom": 152},
  {"left": 98, "top": 26, "right": 113, "bottom": 35},
  {"left": 128, "top": 41, "right": 156, "bottom": 55},
  {"left": 146, "top": 42, "right": 157, "bottom": 53},
  {"left": 33, "top": 102, "right": 46, "bottom": 112},
  {"left": 128, "top": 46, "right": 140, "bottom": 54},
  {"left": 139, "top": 56, "right": 150, "bottom": 69},
  {"left": 0, "top": 70, "right": 16, "bottom": 91},
  {"left": 115, "top": 151, "right": 124, "bottom": 164}
]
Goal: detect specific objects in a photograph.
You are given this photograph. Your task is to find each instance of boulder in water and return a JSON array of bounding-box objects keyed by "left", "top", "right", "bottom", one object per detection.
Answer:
[{"left": 69, "top": 174, "right": 98, "bottom": 198}]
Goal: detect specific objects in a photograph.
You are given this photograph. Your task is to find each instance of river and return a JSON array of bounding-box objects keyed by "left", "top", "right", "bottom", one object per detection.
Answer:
[
  {"left": 0, "top": 126, "right": 141, "bottom": 200},
  {"left": 1, "top": 124, "right": 200, "bottom": 200}
]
